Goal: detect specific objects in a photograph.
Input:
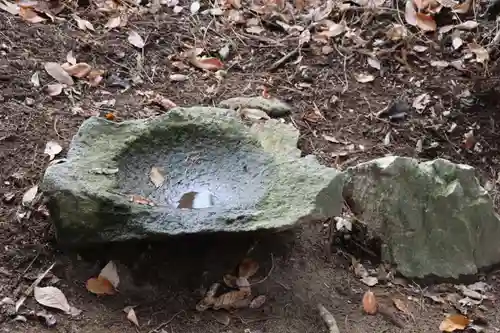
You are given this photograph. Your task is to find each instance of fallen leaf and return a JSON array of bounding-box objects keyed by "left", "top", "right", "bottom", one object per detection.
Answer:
[
  {"left": 328, "top": 22, "right": 346, "bottom": 37},
  {"left": 424, "top": 292, "right": 445, "bottom": 303},
  {"left": 213, "top": 289, "right": 251, "bottom": 310},
  {"left": 468, "top": 281, "right": 489, "bottom": 293},
  {"left": 245, "top": 25, "right": 265, "bottom": 34},
  {"left": 430, "top": 60, "right": 449, "bottom": 68},
  {"left": 362, "top": 290, "right": 377, "bottom": 315},
  {"left": 149, "top": 167, "right": 165, "bottom": 188},
  {"left": 452, "top": 32, "right": 463, "bottom": 50},
  {"left": 63, "top": 63, "right": 92, "bottom": 78},
  {"left": 45, "top": 62, "right": 74, "bottom": 86},
  {"left": 386, "top": 24, "right": 407, "bottom": 41},
  {"left": 87, "top": 69, "right": 105, "bottom": 86},
  {"left": 46, "top": 83, "right": 64, "bottom": 96},
  {"left": 169, "top": 74, "right": 188, "bottom": 81},
  {"left": 240, "top": 108, "right": 270, "bottom": 121},
  {"left": 416, "top": 12, "right": 436, "bottom": 31},
  {"left": 450, "top": 59, "right": 465, "bottom": 70},
  {"left": 19, "top": 7, "right": 45, "bottom": 23},
  {"left": 124, "top": 306, "right": 139, "bottom": 327},
  {"left": 44, "top": 141, "right": 62, "bottom": 161},
  {"left": 412, "top": 93, "right": 430, "bottom": 110},
  {"left": 190, "top": 1, "right": 200, "bottom": 14},
  {"left": 86, "top": 276, "right": 116, "bottom": 295},
  {"left": 99, "top": 261, "right": 119, "bottom": 288},
  {"left": 404, "top": 0, "right": 417, "bottom": 26},
  {"left": 355, "top": 73, "right": 375, "bottom": 83},
  {"left": 392, "top": 298, "right": 411, "bottom": 315},
  {"left": 152, "top": 94, "right": 177, "bottom": 110},
  {"left": 250, "top": 295, "right": 266, "bottom": 309},
  {"left": 452, "top": 0, "right": 471, "bottom": 13},
  {"left": 456, "top": 20, "right": 478, "bottom": 30},
  {"left": 105, "top": 15, "right": 121, "bottom": 28},
  {"left": 367, "top": 57, "right": 381, "bottom": 70},
  {"left": 212, "top": 311, "right": 230, "bottom": 325},
  {"left": 22, "top": 185, "right": 38, "bottom": 206},
  {"left": 439, "top": 314, "right": 471, "bottom": 332},
  {"left": 34, "top": 286, "right": 71, "bottom": 313},
  {"left": 128, "top": 30, "right": 145, "bottom": 48},
  {"left": 413, "top": 45, "right": 428, "bottom": 52},
  {"left": 463, "top": 129, "right": 475, "bottom": 149},
  {"left": 72, "top": 14, "right": 94, "bottom": 31},
  {"left": 361, "top": 276, "right": 379, "bottom": 286},
  {"left": 299, "top": 29, "right": 311, "bottom": 46},
  {"left": 31, "top": 71, "right": 40, "bottom": 87},
  {"left": 66, "top": 51, "right": 77, "bottom": 65},
  {"left": 238, "top": 258, "right": 259, "bottom": 278},
  {"left": 130, "top": 194, "right": 156, "bottom": 206},
  {"left": 0, "top": 0, "right": 19, "bottom": 15},
  {"left": 190, "top": 56, "right": 224, "bottom": 71},
  {"left": 219, "top": 44, "right": 230, "bottom": 59},
  {"left": 469, "top": 43, "right": 489, "bottom": 63},
  {"left": 36, "top": 310, "right": 57, "bottom": 327}
]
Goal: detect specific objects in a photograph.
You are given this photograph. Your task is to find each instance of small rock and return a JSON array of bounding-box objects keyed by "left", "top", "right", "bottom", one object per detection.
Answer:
[{"left": 25, "top": 97, "right": 35, "bottom": 106}]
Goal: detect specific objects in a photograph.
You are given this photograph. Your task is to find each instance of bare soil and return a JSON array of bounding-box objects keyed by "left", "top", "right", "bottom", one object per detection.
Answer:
[{"left": 2, "top": 1, "right": 500, "bottom": 332}]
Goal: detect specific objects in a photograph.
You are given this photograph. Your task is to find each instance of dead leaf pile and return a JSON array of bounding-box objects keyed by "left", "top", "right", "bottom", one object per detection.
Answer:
[{"left": 196, "top": 258, "right": 267, "bottom": 316}]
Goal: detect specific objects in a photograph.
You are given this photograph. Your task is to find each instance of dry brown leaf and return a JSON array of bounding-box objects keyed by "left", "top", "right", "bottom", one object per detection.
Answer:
[
  {"left": 416, "top": 12, "right": 436, "bottom": 31},
  {"left": 87, "top": 69, "right": 105, "bottom": 87},
  {"left": 213, "top": 290, "right": 251, "bottom": 310},
  {"left": 152, "top": 94, "right": 177, "bottom": 110},
  {"left": 99, "top": 261, "right": 119, "bottom": 288},
  {"left": 149, "top": 167, "right": 165, "bottom": 188},
  {"left": 0, "top": 0, "right": 19, "bottom": 15},
  {"left": 212, "top": 311, "right": 230, "bottom": 325},
  {"left": 31, "top": 71, "right": 40, "bottom": 87},
  {"left": 190, "top": 56, "right": 224, "bottom": 71},
  {"left": 299, "top": 29, "right": 311, "bottom": 46},
  {"left": 404, "top": 0, "right": 417, "bottom": 25},
  {"left": 452, "top": 31, "right": 463, "bottom": 50},
  {"left": 413, "top": 45, "right": 428, "bottom": 52},
  {"left": 452, "top": 0, "right": 471, "bottom": 13},
  {"left": 439, "top": 314, "right": 471, "bottom": 332},
  {"left": 72, "top": 14, "right": 94, "bottom": 31},
  {"left": 86, "top": 276, "right": 116, "bottom": 295},
  {"left": 392, "top": 298, "right": 411, "bottom": 315},
  {"left": 463, "top": 129, "right": 475, "bottom": 149},
  {"left": 63, "top": 63, "right": 92, "bottom": 78},
  {"left": 46, "top": 83, "right": 64, "bottom": 96},
  {"left": 128, "top": 30, "right": 145, "bottom": 48},
  {"left": 355, "top": 73, "right": 375, "bottom": 83},
  {"left": 430, "top": 60, "right": 449, "bottom": 68},
  {"left": 362, "top": 290, "right": 377, "bottom": 314},
  {"left": 240, "top": 108, "right": 270, "bottom": 121},
  {"left": 386, "top": 23, "right": 407, "bottom": 41},
  {"left": 20, "top": 7, "right": 45, "bottom": 23},
  {"left": 123, "top": 306, "right": 139, "bottom": 327},
  {"left": 469, "top": 43, "right": 489, "bottom": 64},
  {"left": 129, "top": 194, "right": 156, "bottom": 206},
  {"left": 249, "top": 295, "right": 266, "bottom": 309},
  {"left": 105, "top": 16, "right": 121, "bottom": 28},
  {"left": 45, "top": 62, "right": 74, "bottom": 86},
  {"left": 169, "top": 74, "right": 188, "bottom": 81},
  {"left": 238, "top": 258, "right": 259, "bottom": 278},
  {"left": 190, "top": 1, "right": 200, "bottom": 14}
]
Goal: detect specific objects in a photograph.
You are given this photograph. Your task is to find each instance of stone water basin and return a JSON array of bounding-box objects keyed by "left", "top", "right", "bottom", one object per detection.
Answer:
[{"left": 41, "top": 106, "right": 344, "bottom": 245}]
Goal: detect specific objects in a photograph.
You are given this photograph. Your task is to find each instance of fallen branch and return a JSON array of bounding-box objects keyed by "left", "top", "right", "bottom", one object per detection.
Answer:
[
  {"left": 268, "top": 47, "right": 299, "bottom": 71},
  {"left": 15, "top": 262, "right": 55, "bottom": 312},
  {"left": 317, "top": 303, "right": 341, "bottom": 333}
]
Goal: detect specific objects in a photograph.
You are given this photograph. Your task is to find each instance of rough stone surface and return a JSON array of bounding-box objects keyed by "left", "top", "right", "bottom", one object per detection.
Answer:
[
  {"left": 344, "top": 156, "right": 500, "bottom": 279},
  {"left": 41, "top": 106, "right": 344, "bottom": 245},
  {"left": 218, "top": 96, "right": 291, "bottom": 117}
]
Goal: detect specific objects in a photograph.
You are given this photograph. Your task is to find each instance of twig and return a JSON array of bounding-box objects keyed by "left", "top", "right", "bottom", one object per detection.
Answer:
[
  {"left": 15, "top": 262, "right": 55, "bottom": 312},
  {"left": 148, "top": 310, "right": 184, "bottom": 333},
  {"left": 317, "top": 303, "right": 341, "bottom": 333},
  {"left": 378, "top": 305, "right": 406, "bottom": 328},
  {"left": 268, "top": 47, "right": 299, "bottom": 71},
  {"left": 250, "top": 253, "right": 274, "bottom": 285}
]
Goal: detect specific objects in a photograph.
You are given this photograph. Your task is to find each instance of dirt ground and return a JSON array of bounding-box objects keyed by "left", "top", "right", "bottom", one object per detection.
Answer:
[{"left": 2, "top": 0, "right": 500, "bottom": 332}]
